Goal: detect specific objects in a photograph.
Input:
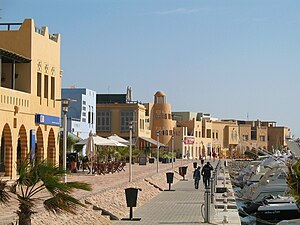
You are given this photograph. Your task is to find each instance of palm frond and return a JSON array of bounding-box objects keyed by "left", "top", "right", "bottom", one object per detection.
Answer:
[
  {"left": 17, "top": 157, "right": 40, "bottom": 187},
  {"left": 44, "top": 193, "right": 86, "bottom": 214},
  {"left": 66, "top": 182, "right": 92, "bottom": 192},
  {"left": 0, "top": 179, "right": 10, "bottom": 205}
]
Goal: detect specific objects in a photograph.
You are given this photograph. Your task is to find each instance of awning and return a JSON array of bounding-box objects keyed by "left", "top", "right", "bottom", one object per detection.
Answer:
[
  {"left": 0, "top": 48, "right": 31, "bottom": 63},
  {"left": 137, "top": 136, "right": 166, "bottom": 147}
]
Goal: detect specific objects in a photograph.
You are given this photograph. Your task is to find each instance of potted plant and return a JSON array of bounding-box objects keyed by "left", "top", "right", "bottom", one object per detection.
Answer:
[{"left": 162, "top": 153, "right": 170, "bottom": 163}]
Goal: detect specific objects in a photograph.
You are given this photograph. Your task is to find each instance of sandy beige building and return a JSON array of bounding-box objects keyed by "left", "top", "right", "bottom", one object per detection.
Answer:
[
  {"left": 95, "top": 92, "right": 164, "bottom": 153},
  {"left": 148, "top": 91, "right": 174, "bottom": 147},
  {"left": 0, "top": 19, "right": 62, "bottom": 179},
  {"left": 268, "top": 126, "right": 291, "bottom": 150},
  {"left": 212, "top": 120, "right": 239, "bottom": 158},
  {"left": 96, "top": 95, "right": 151, "bottom": 139}
]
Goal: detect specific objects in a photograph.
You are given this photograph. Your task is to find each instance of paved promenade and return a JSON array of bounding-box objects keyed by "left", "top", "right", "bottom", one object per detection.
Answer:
[
  {"left": 0, "top": 159, "right": 192, "bottom": 225},
  {"left": 115, "top": 160, "right": 241, "bottom": 225},
  {"left": 0, "top": 159, "right": 241, "bottom": 225}
]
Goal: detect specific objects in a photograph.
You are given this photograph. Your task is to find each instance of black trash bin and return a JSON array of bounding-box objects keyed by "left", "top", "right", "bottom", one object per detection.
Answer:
[
  {"left": 125, "top": 188, "right": 138, "bottom": 207},
  {"left": 193, "top": 162, "right": 197, "bottom": 169},
  {"left": 166, "top": 172, "right": 174, "bottom": 191},
  {"left": 123, "top": 188, "right": 141, "bottom": 221},
  {"left": 149, "top": 158, "right": 155, "bottom": 163}
]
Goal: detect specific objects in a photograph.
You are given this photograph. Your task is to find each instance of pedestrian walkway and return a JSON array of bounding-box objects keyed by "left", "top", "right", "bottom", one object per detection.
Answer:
[
  {"left": 0, "top": 159, "right": 191, "bottom": 225},
  {"left": 115, "top": 160, "right": 241, "bottom": 225},
  {"left": 115, "top": 160, "right": 212, "bottom": 225}
]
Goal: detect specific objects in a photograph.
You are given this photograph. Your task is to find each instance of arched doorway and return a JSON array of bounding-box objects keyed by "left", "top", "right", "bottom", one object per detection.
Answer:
[
  {"left": 36, "top": 127, "right": 44, "bottom": 162},
  {"left": 0, "top": 135, "right": 5, "bottom": 173},
  {"left": 1, "top": 124, "right": 13, "bottom": 177},
  {"left": 18, "top": 125, "right": 28, "bottom": 163},
  {"left": 47, "top": 128, "right": 56, "bottom": 164}
]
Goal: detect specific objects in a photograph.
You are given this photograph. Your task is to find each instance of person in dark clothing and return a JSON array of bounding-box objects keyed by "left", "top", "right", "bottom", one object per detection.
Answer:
[
  {"left": 201, "top": 162, "right": 214, "bottom": 188},
  {"left": 83, "top": 155, "right": 91, "bottom": 173},
  {"left": 193, "top": 166, "right": 201, "bottom": 189}
]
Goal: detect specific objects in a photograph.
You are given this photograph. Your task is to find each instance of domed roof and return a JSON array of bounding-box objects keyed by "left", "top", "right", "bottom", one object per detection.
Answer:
[{"left": 154, "top": 91, "right": 166, "bottom": 97}]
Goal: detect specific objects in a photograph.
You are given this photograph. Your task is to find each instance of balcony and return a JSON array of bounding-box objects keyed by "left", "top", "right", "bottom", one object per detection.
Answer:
[{"left": 0, "top": 87, "right": 31, "bottom": 114}]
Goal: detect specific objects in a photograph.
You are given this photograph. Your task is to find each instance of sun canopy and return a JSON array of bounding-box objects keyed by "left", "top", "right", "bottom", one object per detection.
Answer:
[
  {"left": 107, "top": 134, "right": 129, "bottom": 146},
  {"left": 75, "top": 133, "right": 127, "bottom": 160},
  {"left": 75, "top": 135, "right": 126, "bottom": 147},
  {"left": 137, "top": 136, "right": 166, "bottom": 147}
]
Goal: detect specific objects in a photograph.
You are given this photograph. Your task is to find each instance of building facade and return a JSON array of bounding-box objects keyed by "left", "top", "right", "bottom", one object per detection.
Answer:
[
  {"left": 96, "top": 90, "right": 151, "bottom": 141},
  {"left": 61, "top": 87, "right": 96, "bottom": 139},
  {"left": 0, "top": 19, "right": 61, "bottom": 178},
  {"left": 148, "top": 91, "right": 174, "bottom": 148}
]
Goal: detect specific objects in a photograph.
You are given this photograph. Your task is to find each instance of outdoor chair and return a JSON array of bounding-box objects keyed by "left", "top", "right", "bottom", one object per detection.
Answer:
[{"left": 118, "top": 161, "right": 126, "bottom": 172}]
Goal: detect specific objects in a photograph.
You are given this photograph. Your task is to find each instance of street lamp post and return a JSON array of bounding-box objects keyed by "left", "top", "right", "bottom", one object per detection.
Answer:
[
  {"left": 129, "top": 122, "right": 133, "bottom": 182},
  {"left": 57, "top": 98, "right": 76, "bottom": 183},
  {"left": 157, "top": 130, "right": 160, "bottom": 173},
  {"left": 181, "top": 139, "right": 184, "bottom": 165},
  {"left": 171, "top": 135, "right": 174, "bottom": 169}
]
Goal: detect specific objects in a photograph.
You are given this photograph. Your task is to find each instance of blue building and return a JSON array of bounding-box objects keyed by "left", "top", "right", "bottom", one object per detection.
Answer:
[{"left": 61, "top": 87, "right": 96, "bottom": 139}]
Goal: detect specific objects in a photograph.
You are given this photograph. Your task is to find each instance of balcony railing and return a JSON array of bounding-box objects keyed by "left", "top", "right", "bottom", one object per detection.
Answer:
[{"left": 0, "top": 23, "right": 22, "bottom": 31}]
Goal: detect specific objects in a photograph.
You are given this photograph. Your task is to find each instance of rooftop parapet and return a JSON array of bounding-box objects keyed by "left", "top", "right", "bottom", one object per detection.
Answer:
[{"left": 0, "top": 19, "right": 60, "bottom": 43}]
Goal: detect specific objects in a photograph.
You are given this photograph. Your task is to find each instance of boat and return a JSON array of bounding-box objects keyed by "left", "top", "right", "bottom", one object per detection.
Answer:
[{"left": 256, "top": 203, "right": 300, "bottom": 225}]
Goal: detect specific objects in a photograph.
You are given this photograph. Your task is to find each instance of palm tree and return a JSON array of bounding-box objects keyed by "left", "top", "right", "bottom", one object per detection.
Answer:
[{"left": 0, "top": 157, "right": 92, "bottom": 225}]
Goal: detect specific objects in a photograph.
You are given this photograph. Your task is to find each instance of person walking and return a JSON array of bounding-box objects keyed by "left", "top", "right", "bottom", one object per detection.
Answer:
[
  {"left": 193, "top": 166, "right": 201, "bottom": 189},
  {"left": 201, "top": 162, "right": 214, "bottom": 188}
]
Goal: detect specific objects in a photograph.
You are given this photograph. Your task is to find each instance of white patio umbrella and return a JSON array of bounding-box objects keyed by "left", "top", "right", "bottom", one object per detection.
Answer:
[
  {"left": 93, "top": 136, "right": 127, "bottom": 147},
  {"left": 75, "top": 134, "right": 126, "bottom": 147},
  {"left": 108, "top": 134, "right": 130, "bottom": 146},
  {"left": 75, "top": 133, "right": 127, "bottom": 162}
]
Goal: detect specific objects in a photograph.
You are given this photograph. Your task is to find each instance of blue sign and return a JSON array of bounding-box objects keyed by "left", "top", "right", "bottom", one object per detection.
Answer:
[
  {"left": 35, "top": 114, "right": 60, "bottom": 126},
  {"left": 30, "top": 129, "right": 35, "bottom": 161}
]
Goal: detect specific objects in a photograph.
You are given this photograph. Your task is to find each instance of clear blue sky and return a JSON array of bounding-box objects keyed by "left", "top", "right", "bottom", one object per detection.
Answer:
[{"left": 3, "top": 1, "right": 300, "bottom": 137}]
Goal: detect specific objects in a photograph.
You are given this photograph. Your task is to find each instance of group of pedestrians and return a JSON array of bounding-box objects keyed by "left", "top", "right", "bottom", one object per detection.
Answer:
[{"left": 193, "top": 160, "right": 214, "bottom": 189}]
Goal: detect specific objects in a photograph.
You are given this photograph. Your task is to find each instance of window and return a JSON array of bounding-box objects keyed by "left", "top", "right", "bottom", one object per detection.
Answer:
[
  {"left": 96, "top": 110, "right": 111, "bottom": 132},
  {"left": 82, "top": 106, "right": 86, "bottom": 111},
  {"left": 82, "top": 100, "right": 86, "bottom": 105},
  {"left": 88, "top": 106, "right": 91, "bottom": 123},
  {"left": 207, "top": 129, "right": 211, "bottom": 138},
  {"left": 216, "top": 132, "right": 219, "bottom": 139},
  {"left": 140, "top": 119, "right": 145, "bottom": 130},
  {"left": 91, "top": 106, "right": 94, "bottom": 124},
  {"left": 212, "top": 132, "right": 215, "bottom": 139},
  {"left": 251, "top": 129, "right": 257, "bottom": 140},
  {"left": 120, "top": 110, "right": 135, "bottom": 131},
  {"left": 50, "top": 77, "right": 55, "bottom": 100},
  {"left": 37, "top": 73, "right": 41, "bottom": 97},
  {"left": 44, "top": 75, "right": 48, "bottom": 98},
  {"left": 82, "top": 112, "right": 86, "bottom": 117},
  {"left": 260, "top": 135, "right": 265, "bottom": 142}
]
